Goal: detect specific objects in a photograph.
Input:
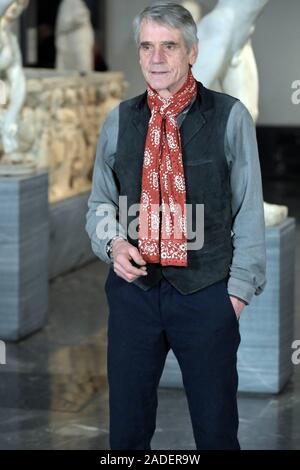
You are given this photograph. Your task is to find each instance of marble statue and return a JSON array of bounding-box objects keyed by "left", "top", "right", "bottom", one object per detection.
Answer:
[
  {"left": 191, "top": 0, "right": 268, "bottom": 121},
  {"left": 0, "top": 0, "right": 28, "bottom": 166},
  {"left": 190, "top": 0, "right": 288, "bottom": 226},
  {"left": 0, "top": 0, "right": 17, "bottom": 18},
  {"left": 55, "top": 0, "right": 94, "bottom": 72},
  {"left": 181, "top": 0, "right": 202, "bottom": 23}
]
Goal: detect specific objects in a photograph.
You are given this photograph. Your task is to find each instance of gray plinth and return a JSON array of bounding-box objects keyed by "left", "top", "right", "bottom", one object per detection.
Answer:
[
  {"left": 0, "top": 171, "right": 49, "bottom": 341},
  {"left": 159, "top": 217, "right": 296, "bottom": 394},
  {"left": 49, "top": 192, "right": 95, "bottom": 280}
]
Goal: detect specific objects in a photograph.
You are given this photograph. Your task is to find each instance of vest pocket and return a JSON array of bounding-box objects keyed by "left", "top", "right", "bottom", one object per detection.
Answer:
[{"left": 184, "top": 158, "right": 213, "bottom": 166}]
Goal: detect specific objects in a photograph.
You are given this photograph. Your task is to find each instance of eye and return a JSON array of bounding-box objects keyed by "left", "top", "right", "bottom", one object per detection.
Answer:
[
  {"left": 140, "top": 44, "right": 152, "bottom": 52},
  {"left": 164, "top": 44, "right": 176, "bottom": 51}
]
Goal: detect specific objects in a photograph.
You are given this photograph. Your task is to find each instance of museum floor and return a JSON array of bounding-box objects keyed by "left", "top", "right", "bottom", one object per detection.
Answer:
[{"left": 0, "top": 179, "right": 299, "bottom": 451}]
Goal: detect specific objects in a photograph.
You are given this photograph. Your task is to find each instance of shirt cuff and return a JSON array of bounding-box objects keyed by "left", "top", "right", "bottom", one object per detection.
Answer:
[{"left": 227, "top": 277, "right": 256, "bottom": 305}]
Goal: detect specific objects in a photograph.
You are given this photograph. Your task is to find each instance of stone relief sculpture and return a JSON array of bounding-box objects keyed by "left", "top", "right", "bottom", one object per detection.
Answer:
[
  {"left": 189, "top": 0, "right": 288, "bottom": 226},
  {"left": 18, "top": 70, "right": 125, "bottom": 201},
  {"left": 0, "top": 0, "right": 29, "bottom": 170},
  {"left": 0, "top": 0, "right": 125, "bottom": 195},
  {"left": 55, "top": 0, "right": 94, "bottom": 72}
]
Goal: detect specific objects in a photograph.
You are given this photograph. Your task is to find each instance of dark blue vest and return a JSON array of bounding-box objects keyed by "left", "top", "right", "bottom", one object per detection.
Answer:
[{"left": 114, "top": 82, "right": 237, "bottom": 294}]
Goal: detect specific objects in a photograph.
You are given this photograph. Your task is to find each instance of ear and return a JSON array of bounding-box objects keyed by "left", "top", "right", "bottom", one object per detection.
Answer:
[{"left": 189, "top": 43, "right": 199, "bottom": 66}]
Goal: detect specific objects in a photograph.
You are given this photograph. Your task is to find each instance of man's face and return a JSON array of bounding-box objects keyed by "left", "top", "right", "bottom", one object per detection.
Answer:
[{"left": 138, "top": 19, "right": 198, "bottom": 98}]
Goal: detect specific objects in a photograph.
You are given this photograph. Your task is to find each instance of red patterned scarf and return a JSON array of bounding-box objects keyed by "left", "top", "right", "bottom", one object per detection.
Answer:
[{"left": 138, "top": 69, "right": 197, "bottom": 266}]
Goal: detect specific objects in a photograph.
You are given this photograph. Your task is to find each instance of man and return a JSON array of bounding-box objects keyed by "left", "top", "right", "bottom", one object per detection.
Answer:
[{"left": 86, "top": 3, "right": 266, "bottom": 450}]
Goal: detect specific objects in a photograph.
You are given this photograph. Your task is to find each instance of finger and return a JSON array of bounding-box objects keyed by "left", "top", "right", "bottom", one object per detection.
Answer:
[
  {"left": 113, "top": 268, "right": 127, "bottom": 281},
  {"left": 114, "top": 263, "right": 138, "bottom": 283},
  {"left": 114, "top": 249, "right": 146, "bottom": 270},
  {"left": 130, "top": 259, "right": 147, "bottom": 270},
  {"left": 114, "top": 263, "right": 131, "bottom": 280},
  {"left": 114, "top": 266, "right": 131, "bottom": 282},
  {"left": 116, "top": 255, "right": 147, "bottom": 277},
  {"left": 128, "top": 246, "right": 147, "bottom": 266}
]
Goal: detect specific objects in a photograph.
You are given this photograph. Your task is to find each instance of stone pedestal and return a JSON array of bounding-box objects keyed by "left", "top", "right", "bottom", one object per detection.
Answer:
[
  {"left": 237, "top": 217, "right": 296, "bottom": 393},
  {"left": 0, "top": 171, "right": 49, "bottom": 341},
  {"left": 49, "top": 192, "right": 94, "bottom": 279},
  {"left": 159, "top": 217, "right": 296, "bottom": 394}
]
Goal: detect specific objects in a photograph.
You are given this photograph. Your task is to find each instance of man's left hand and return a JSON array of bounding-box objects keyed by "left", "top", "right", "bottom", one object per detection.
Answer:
[{"left": 229, "top": 296, "right": 247, "bottom": 320}]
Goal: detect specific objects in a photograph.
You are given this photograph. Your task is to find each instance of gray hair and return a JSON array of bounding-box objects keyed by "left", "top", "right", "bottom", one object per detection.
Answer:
[{"left": 133, "top": 2, "right": 198, "bottom": 52}]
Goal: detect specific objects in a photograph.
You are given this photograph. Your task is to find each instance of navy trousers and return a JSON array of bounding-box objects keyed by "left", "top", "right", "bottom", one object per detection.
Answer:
[{"left": 105, "top": 268, "right": 241, "bottom": 450}]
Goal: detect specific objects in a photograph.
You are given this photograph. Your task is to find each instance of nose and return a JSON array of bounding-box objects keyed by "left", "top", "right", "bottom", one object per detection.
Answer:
[{"left": 151, "top": 46, "right": 165, "bottom": 63}]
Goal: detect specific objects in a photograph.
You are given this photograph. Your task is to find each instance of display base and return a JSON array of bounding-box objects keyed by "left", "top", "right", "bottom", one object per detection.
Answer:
[
  {"left": 159, "top": 217, "right": 296, "bottom": 394},
  {"left": 0, "top": 171, "right": 48, "bottom": 341}
]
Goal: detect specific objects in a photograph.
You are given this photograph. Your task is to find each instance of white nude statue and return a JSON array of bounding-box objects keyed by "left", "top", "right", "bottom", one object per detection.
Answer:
[
  {"left": 188, "top": 0, "right": 288, "bottom": 226},
  {"left": 55, "top": 0, "right": 94, "bottom": 72},
  {"left": 181, "top": 0, "right": 202, "bottom": 23},
  {"left": 0, "top": 0, "right": 28, "bottom": 161}
]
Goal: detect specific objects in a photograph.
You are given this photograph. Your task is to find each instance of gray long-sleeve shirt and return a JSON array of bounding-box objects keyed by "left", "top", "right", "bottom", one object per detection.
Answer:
[{"left": 86, "top": 98, "right": 267, "bottom": 305}]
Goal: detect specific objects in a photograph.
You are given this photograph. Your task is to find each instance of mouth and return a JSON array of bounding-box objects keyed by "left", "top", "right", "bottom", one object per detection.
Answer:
[{"left": 150, "top": 71, "right": 169, "bottom": 75}]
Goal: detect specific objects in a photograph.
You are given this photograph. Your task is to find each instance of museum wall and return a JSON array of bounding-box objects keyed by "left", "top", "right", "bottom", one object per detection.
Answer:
[
  {"left": 251, "top": 0, "right": 300, "bottom": 126},
  {"left": 105, "top": 0, "right": 149, "bottom": 98},
  {"left": 105, "top": 0, "right": 300, "bottom": 126}
]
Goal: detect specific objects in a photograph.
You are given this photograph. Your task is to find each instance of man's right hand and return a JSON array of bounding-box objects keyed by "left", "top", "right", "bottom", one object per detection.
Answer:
[{"left": 111, "top": 239, "right": 148, "bottom": 282}]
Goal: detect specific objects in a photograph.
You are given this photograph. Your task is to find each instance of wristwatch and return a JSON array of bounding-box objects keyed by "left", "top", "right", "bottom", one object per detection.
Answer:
[{"left": 106, "top": 236, "right": 126, "bottom": 260}]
